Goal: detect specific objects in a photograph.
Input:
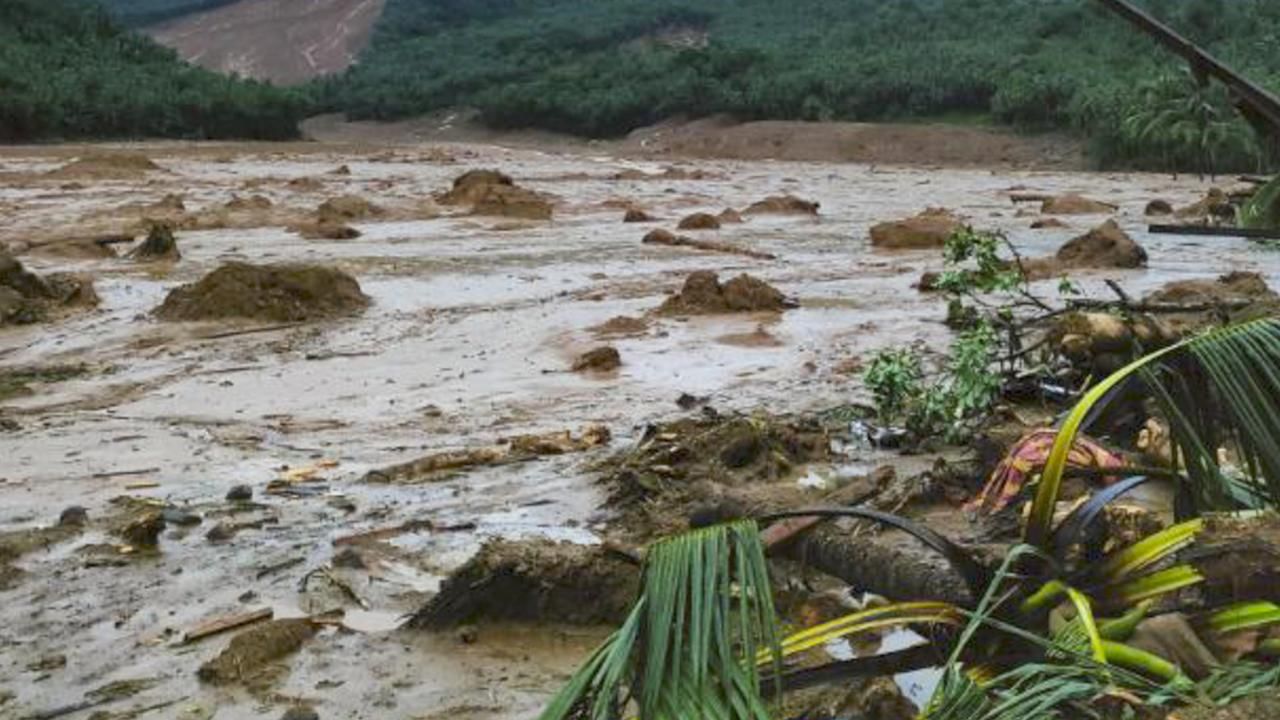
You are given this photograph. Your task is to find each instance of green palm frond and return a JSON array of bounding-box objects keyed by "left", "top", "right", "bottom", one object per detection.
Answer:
[
  {"left": 539, "top": 520, "right": 780, "bottom": 720},
  {"left": 1240, "top": 175, "right": 1280, "bottom": 230},
  {"left": 1027, "top": 318, "right": 1280, "bottom": 545}
]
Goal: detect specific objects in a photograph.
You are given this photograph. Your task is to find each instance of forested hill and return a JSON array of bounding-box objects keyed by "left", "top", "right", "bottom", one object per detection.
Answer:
[
  {"left": 0, "top": 0, "right": 306, "bottom": 142},
  {"left": 93, "top": 0, "right": 239, "bottom": 27},
  {"left": 318, "top": 0, "right": 1280, "bottom": 171}
]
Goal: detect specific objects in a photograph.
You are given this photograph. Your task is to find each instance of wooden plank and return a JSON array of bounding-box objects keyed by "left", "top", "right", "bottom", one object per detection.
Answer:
[
  {"left": 182, "top": 607, "right": 273, "bottom": 643},
  {"left": 1148, "top": 224, "right": 1280, "bottom": 240}
]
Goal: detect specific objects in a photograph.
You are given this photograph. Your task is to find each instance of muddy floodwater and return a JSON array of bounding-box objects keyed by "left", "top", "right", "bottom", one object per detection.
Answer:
[{"left": 0, "top": 140, "right": 1275, "bottom": 719}]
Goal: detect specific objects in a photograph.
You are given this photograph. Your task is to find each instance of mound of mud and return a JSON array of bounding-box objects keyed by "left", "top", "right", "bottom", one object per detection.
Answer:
[
  {"left": 129, "top": 224, "right": 181, "bottom": 262},
  {"left": 623, "top": 208, "right": 655, "bottom": 222},
  {"left": 156, "top": 262, "right": 369, "bottom": 322},
  {"left": 718, "top": 208, "right": 745, "bottom": 224},
  {"left": 1040, "top": 194, "right": 1116, "bottom": 215},
  {"left": 295, "top": 221, "right": 361, "bottom": 240},
  {"left": 406, "top": 539, "right": 639, "bottom": 628},
  {"left": 1055, "top": 219, "right": 1147, "bottom": 268},
  {"left": 1176, "top": 188, "right": 1233, "bottom": 221},
  {"left": 47, "top": 152, "right": 161, "bottom": 180},
  {"left": 1021, "top": 220, "right": 1147, "bottom": 280},
  {"left": 1144, "top": 271, "right": 1280, "bottom": 334},
  {"left": 316, "top": 195, "right": 381, "bottom": 223},
  {"left": 658, "top": 271, "right": 791, "bottom": 315},
  {"left": 743, "top": 195, "right": 819, "bottom": 215},
  {"left": 225, "top": 195, "right": 273, "bottom": 212},
  {"left": 28, "top": 236, "right": 123, "bottom": 260},
  {"left": 0, "top": 251, "right": 99, "bottom": 326},
  {"left": 1145, "top": 199, "right": 1174, "bottom": 216},
  {"left": 197, "top": 619, "right": 316, "bottom": 686},
  {"left": 869, "top": 208, "right": 962, "bottom": 249},
  {"left": 1030, "top": 218, "right": 1068, "bottom": 229},
  {"left": 572, "top": 345, "right": 621, "bottom": 372},
  {"left": 601, "top": 412, "right": 832, "bottom": 539},
  {"left": 1050, "top": 311, "right": 1177, "bottom": 374},
  {"left": 591, "top": 315, "right": 650, "bottom": 336},
  {"left": 438, "top": 169, "right": 552, "bottom": 220},
  {"left": 677, "top": 212, "right": 721, "bottom": 230}
]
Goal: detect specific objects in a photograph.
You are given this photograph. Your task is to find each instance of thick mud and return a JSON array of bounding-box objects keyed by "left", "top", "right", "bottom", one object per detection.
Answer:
[{"left": 0, "top": 138, "right": 1276, "bottom": 718}]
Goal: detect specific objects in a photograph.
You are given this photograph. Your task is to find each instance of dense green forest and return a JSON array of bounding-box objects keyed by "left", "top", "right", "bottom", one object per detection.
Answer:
[
  {"left": 93, "top": 0, "right": 239, "bottom": 27},
  {"left": 316, "top": 0, "right": 1280, "bottom": 172},
  {"left": 0, "top": 0, "right": 306, "bottom": 142}
]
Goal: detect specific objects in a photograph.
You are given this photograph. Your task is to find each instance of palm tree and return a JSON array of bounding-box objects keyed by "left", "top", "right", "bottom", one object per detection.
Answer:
[{"left": 1122, "top": 70, "right": 1263, "bottom": 178}]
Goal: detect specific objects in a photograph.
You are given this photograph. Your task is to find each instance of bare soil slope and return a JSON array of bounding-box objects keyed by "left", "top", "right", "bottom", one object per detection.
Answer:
[{"left": 148, "top": 0, "right": 385, "bottom": 85}]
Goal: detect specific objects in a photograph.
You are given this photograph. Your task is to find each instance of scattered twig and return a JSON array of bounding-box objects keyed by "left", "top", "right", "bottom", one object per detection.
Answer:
[
  {"left": 91, "top": 468, "right": 159, "bottom": 479},
  {"left": 643, "top": 232, "right": 777, "bottom": 260},
  {"left": 197, "top": 323, "right": 301, "bottom": 341},
  {"left": 182, "top": 608, "right": 273, "bottom": 643},
  {"left": 255, "top": 556, "right": 305, "bottom": 580},
  {"left": 1068, "top": 297, "right": 1251, "bottom": 313}
]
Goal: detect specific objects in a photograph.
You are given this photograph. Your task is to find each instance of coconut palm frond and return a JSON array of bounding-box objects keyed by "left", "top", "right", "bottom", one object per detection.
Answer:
[
  {"left": 539, "top": 520, "right": 781, "bottom": 720},
  {"left": 1241, "top": 175, "right": 1280, "bottom": 229},
  {"left": 1027, "top": 318, "right": 1280, "bottom": 544}
]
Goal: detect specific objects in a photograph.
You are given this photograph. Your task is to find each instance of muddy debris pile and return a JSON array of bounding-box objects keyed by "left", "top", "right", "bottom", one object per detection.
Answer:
[
  {"left": 296, "top": 222, "right": 362, "bottom": 240},
  {"left": 438, "top": 169, "right": 553, "bottom": 220},
  {"left": 364, "top": 425, "right": 611, "bottom": 484},
  {"left": 1040, "top": 193, "right": 1116, "bottom": 215},
  {"left": 658, "top": 270, "right": 792, "bottom": 314},
  {"left": 46, "top": 152, "right": 162, "bottom": 180},
  {"left": 1145, "top": 199, "right": 1174, "bottom": 216},
  {"left": 677, "top": 212, "right": 721, "bottom": 230},
  {"left": 718, "top": 208, "right": 745, "bottom": 224},
  {"left": 406, "top": 539, "right": 639, "bottom": 628},
  {"left": 0, "top": 509, "right": 86, "bottom": 590},
  {"left": 1144, "top": 271, "right": 1280, "bottom": 334},
  {"left": 643, "top": 229, "right": 776, "bottom": 260},
  {"left": 600, "top": 412, "right": 832, "bottom": 538},
  {"left": 128, "top": 223, "right": 181, "bottom": 262},
  {"left": 743, "top": 195, "right": 820, "bottom": 215},
  {"left": 155, "top": 262, "right": 370, "bottom": 322},
  {"left": 1055, "top": 219, "right": 1147, "bottom": 268},
  {"left": 1176, "top": 188, "right": 1235, "bottom": 222},
  {"left": 572, "top": 345, "right": 622, "bottom": 372},
  {"left": 316, "top": 194, "right": 381, "bottom": 223},
  {"left": 869, "top": 208, "right": 962, "bottom": 249},
  {"left": 591, "top": 315, "right": 650, "bottom": 337},
  {"left": 0, "top": 250, "right": 99, "bottom": 326},
  {"left": 1049, "top": 312, "right": 1179, "bottom": 375},
  {"left": 623, "top": 207, "right": 655, "bottom": 223},
  {"left": 1021, "top": 220, "right": 1148, "bottom": 279},
  {"left": 197, "top": 618, "right": 317, "bottom": 687}
]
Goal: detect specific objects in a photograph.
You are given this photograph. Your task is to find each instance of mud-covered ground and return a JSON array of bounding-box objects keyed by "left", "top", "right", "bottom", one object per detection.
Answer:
[{"left": 0, "top": 138, "right": 1275, "bottom": 719}]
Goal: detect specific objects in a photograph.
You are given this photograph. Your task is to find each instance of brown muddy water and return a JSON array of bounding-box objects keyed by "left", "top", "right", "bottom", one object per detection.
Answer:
[{"left": 0, "top": 141, "right": 1275, "bottom": 719}]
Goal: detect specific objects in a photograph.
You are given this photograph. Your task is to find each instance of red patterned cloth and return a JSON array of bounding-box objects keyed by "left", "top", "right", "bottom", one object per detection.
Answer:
[{"left": 966, "top": 428, "right": 1127, "bottom": 515}]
